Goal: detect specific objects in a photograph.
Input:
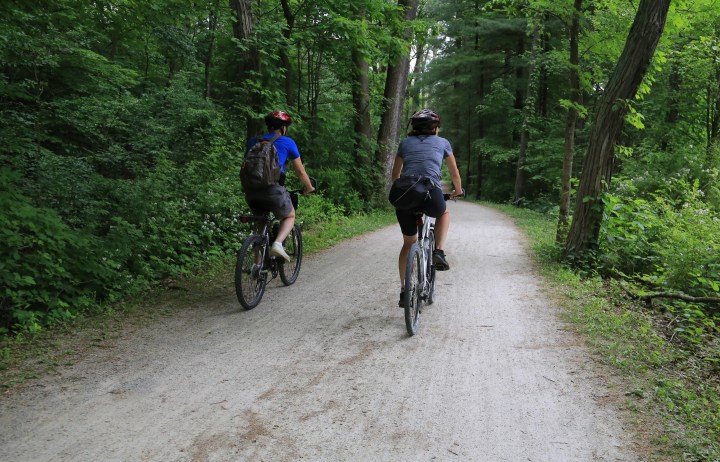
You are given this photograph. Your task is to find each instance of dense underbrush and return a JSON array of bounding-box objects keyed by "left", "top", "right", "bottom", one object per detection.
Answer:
[{"left": 0, "top": 160, "right": 358, "bottom": 337}]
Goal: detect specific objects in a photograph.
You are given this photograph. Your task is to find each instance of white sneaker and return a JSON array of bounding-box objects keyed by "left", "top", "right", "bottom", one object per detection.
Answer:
[{"left": 269, "top": 242, "right": 290, "bottom": 262}]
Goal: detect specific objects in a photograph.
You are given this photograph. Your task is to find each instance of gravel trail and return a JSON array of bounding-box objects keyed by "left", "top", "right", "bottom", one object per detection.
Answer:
[{"left": 0, "top": 201, "right": 639, "bottom": 461}]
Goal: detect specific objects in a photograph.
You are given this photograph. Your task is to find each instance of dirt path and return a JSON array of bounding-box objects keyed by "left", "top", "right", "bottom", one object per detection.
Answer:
[{"left": 0, "top": 201, "right": 639, "bottom": 461}]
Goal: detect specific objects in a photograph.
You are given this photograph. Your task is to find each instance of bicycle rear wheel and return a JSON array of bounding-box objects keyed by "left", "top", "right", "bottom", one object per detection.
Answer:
[
  {"left": 404, "top": 243, "right": 423, "bottom": 336},
  {"left": 426, "top": 229, "right": 437, "bottom": 304},
  {"left": 279, "top": 224, "right": 302, "bottom": 285},
  {"left": 235, "top": 235, "right": 267, "bottom": 310}
]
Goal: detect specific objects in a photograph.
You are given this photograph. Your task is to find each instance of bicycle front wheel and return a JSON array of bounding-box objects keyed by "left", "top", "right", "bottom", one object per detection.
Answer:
[
  {"left": 235, "top": 235, "right": 267, "bottom": 310},
  {"left": 404, "top": 243, "right": 423, "bottom": 336},
  {"left": 279, "top": 224, "right": 302, "bottom": 285}
]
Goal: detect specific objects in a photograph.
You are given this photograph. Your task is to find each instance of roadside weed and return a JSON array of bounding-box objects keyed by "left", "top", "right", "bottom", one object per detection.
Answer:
[{"left": 491, "top": 202, "right": 720, "bottom": 461}]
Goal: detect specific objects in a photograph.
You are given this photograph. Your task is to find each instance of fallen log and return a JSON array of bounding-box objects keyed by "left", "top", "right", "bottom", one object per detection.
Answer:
[{"left": 638, "top": 292, "right": 720, "bottom": 305}]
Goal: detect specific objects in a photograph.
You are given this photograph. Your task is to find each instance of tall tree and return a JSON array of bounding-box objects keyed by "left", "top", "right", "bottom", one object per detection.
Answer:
[
  {"left": 351, "top": 47, "right": 373, "bottom": 152},
  {"left": 564, "top": 0, "right": 672, "bottom": 257},
  {"left": 229, "top": 0, "right": 262, "bottom": 138},
  {"left": 279, "top": 0, "right": 296, "bottom": 107},
  {"left": 350, "top": 16, "right": 374, "bottom": 199},
  {"left": 709, "top": 28, "right": 720, "bottom": 151},
  {"left": 203, "top": 2, "right": 220, "bottom": 100},
  {"left": 556, "top": 0, "right": 583, "bottom": 243},
  {"left": 376, "top": 0, "right": 420, "bottom": 181},
  {"left": 513, "top": 19, "right": 540, "bottom": 204}
]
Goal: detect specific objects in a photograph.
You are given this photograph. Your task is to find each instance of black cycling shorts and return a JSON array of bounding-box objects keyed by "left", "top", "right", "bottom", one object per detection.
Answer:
[{"left": 395, "top": 186, "right": 446, "bottom": 236}]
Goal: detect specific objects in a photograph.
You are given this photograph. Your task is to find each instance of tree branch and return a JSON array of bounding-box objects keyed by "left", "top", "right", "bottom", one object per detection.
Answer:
[{"left": 638, "top": 292, "right": 720, "bottom": 305}]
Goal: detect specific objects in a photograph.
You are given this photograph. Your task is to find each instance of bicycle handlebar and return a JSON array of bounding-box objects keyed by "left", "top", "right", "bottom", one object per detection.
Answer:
[{"left": 443, "top": 188, "right": 466, "bottom": 201}]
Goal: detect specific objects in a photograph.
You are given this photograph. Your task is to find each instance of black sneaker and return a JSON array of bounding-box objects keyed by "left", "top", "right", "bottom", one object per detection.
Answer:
[
  {"left": 398, "top": 291, "right": 406, "bottom": 308},
  {"left": 433, "top": 249, "right": 450, "bottom": 271}
]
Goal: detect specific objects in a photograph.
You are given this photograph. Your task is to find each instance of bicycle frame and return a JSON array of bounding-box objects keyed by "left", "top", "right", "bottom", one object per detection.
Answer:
[{"left": 239, "top": 214, "right": 281, "bottom": 279}]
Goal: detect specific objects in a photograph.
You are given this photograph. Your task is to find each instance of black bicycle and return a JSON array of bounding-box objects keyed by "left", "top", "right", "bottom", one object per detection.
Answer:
[
  {"left": 403, "top": 190, "right": 463, "bottom": 336},
  {"left": 234, "top": 186, "right": 309, "bottom": 310}
]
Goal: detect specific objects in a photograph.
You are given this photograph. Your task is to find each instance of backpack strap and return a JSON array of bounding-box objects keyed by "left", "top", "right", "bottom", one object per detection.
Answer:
[{"left": 264, "top": 133, "right": 281, "bottom": 144}]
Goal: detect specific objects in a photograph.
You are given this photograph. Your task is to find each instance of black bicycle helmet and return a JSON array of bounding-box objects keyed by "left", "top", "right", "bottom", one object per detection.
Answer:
[
  {"left": 264, "top": 110, "right": 293, "bottom": 129},
  {"left": 410, "top": 109, "right": 440, "bottom": 131}
]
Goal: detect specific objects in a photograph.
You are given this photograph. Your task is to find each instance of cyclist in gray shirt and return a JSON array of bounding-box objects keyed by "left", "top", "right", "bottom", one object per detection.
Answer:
[{"left": 390, "top": 109, "right": 462, "bottom": 306}]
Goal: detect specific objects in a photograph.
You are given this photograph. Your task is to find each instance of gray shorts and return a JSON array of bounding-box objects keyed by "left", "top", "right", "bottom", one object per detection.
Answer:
[{"left": 245, "top": 185, "right": 294, "bottom": 218}]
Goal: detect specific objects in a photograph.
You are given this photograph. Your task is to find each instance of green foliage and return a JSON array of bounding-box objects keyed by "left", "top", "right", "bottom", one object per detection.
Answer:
[
  {"left": 294, "top": 193, "right": 345, "bottom": 229},
  {"left": 598, "top": 176, "right": 720, "bottom": 359},
  {"left": 600, "top": 177, "right": 720, "bottom": 298},
  {"left": 0, "top": 169, "right": 115, "bottom": 333},
  {"left": 0, "top": 0, "right": 408, "bottom": 335}
]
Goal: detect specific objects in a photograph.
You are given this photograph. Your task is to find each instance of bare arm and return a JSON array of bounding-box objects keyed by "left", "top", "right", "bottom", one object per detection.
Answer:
[
  {"left": 290, "top": 158, "right": 315, "bottom": 195},
  {"left": 445, "top": 154, "right": 463, "bottom": 197},
  {"left": 391, "top": 156, "right": 403, "bottom": 181}
]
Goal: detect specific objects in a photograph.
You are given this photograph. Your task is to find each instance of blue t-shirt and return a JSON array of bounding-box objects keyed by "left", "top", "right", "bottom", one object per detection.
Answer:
[
  {"left": 246, "top": 134, "right": 301, "bottom": 173},
  {"left": 397, "top": 135, "right": 453, "bottom": 187}
]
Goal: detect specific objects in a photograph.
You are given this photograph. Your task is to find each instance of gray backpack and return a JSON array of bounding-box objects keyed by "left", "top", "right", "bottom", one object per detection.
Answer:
[{"left": 240, "top": 134, "right": 281, "bottom": 190}]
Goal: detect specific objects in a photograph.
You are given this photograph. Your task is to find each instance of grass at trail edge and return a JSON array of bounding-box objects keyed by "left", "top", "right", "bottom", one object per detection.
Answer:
[{"left": 491, "top": 202, "right": 719, "bottom": 462}]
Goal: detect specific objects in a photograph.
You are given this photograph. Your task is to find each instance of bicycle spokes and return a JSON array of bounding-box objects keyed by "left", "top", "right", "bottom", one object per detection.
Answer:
[
  {"left": 404, "top": 245, "right": 423, "bottom": 336},
  {"left": 235, "top": 235, "right": 267, "bottom": 310}
]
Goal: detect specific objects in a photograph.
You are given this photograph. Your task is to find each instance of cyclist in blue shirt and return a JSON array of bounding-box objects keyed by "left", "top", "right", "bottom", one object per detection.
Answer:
[
  {"left": 391, "top": 109, "right": 462, "bottom": 305},
  {"left": 244, "top": 110, "right": 314, "bottom": 261}
]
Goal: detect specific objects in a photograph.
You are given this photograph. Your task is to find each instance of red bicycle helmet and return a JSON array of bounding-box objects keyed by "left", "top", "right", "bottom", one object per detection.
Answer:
[
  {"left": 410, "top": 109, "right": 441, "bottom": 130},
  {"left": 264, "top": 110, "right": 293, "bottom": 127}
]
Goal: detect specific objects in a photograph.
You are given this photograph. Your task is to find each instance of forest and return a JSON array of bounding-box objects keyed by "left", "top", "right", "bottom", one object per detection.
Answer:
[
  {"left": 2, "top": 0, "right": 720, "bottom": 456},
  {"left": 1, "top": 0, "right": 719, "bottom": 352}
]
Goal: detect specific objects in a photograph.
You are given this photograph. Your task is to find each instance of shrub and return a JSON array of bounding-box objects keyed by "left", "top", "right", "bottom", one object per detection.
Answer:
[
  {"left": 0, "top": 169, "right": 116, "bottom": 334},
  {"left": 600, "top": 177, "right": 720, "bottom": 297}
]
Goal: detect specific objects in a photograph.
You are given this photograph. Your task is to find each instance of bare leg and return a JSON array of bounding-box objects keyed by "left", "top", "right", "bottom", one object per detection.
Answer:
[
  {"left": 434, "top": 210, "right": 450, "bottom": 250},
  {"left": 398, "top": 234, "right": 417, "bottom": 286},
  {"left": 275, "top": 209, "right": 296, "bottom": 244}
]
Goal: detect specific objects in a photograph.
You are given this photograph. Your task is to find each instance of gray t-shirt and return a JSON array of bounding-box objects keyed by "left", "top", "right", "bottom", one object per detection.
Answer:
[{"left": 397, "top": 135, "right": 453, "bottom": 187}]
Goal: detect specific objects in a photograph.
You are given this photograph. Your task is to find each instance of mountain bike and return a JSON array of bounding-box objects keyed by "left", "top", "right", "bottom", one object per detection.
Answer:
[
  {"left": 234, "top": 185, "right": 311, "bottom": 310},
  {"left": 403, "top": 190, "right": 464, "bottom": 336}
]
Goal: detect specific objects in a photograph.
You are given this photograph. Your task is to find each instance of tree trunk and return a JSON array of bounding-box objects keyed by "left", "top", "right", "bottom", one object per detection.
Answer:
[
  {"left": 376, "top": 0, "right": 420, "bottom": 182},
  {"left": 564, "top": 0, "right": 671, "bottom": 258},
  {"left": 229, "top": 0, "right": 262, "bottom": 138},
  {"left": 660, "top": 59, "right": 681, "bottom": 151},
  {"left": 376, "top": 56, "right": 410, "bottom": 181},
  {"left": 556, "top": 0, "right": 582, "bottom": 243},
  {"left": 708, "top": 23, "right": 720, "bottom": 152},
  {"left": 204, "top": 7, "right": 219, "bottom": 100},
  {"left": 513, "top": 22, "right": 540, "bottom": 204},
  {"left": 351, "top": 48, "right": 373, "bottom": 161},
  {"left": 280, "top": 0, "right": 295, "bottom": 107},
  {"left": 476, "top": 73, "right": 485, "bottom": 199},
  {"left": 409, "top": 41, "right": 426, "bottom": 111},
  {"left": 710, "top": 64, "right": 720, "bottom": 150}
]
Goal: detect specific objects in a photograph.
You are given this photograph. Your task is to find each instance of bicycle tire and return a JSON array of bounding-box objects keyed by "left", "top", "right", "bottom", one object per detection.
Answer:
[
  {"left": 426, "top": 229, "right": 437, "bottom": 305},
  {"left": 235, "top": 235, "right": 267, "bottom": 310},
  {"left": 279, "top": 224, "right": 302, "bottom": 285},
  {"left": 404, "top": 243, "right": 423, "bottom": 336}
]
